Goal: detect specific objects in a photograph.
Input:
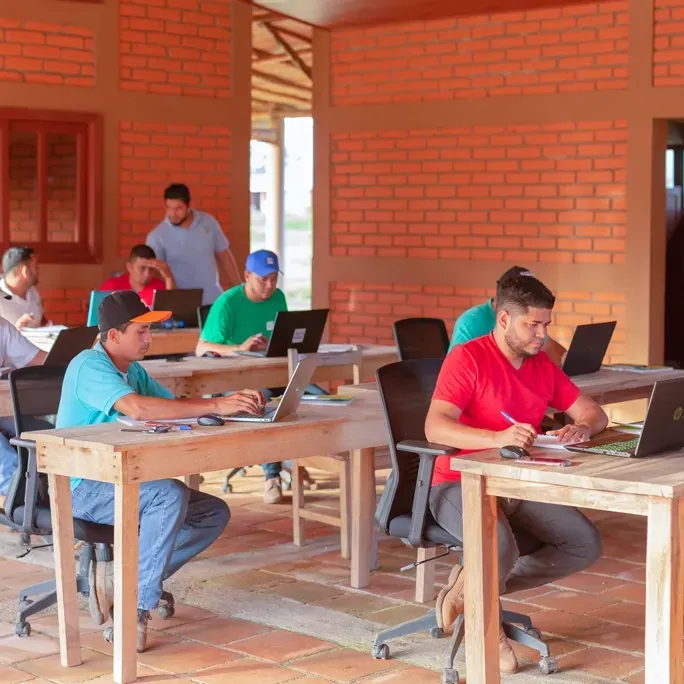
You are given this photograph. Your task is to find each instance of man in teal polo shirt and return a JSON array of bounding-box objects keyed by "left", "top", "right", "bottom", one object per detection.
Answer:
[
  {"left": 449, "top": 266, "right": 567, "bottom": 366},
  {"left": 57, "top": 291, "right": 265, "bottom": 652}
]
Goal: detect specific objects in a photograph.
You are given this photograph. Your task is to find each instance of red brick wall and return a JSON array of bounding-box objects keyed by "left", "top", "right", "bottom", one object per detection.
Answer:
[
  {"left": 8, "top": 132, "right": 39, "bottom": 242},
  {"left": 331, "top": 2, "right": 628, "bottom": 105},
  {"left": 0, "top": 19, "right": 95, "bottom": 87},
  {"left": 119, "top": 121, "right": 231, "bottom": 254},
  {"left": 120, "top": 0, "right": 231, "bottom": 97},
  {"left": 42, "top": 287, "right": 90, "bottom": 326},
  {"left": 654, "top": 0, "right": 684, "bottom": 86},
  {"left": 331, "top": 121, "right": 627, "bottom": 264},
  {"left": 330, "top": 282, "right": 626, "bottom": 363}
]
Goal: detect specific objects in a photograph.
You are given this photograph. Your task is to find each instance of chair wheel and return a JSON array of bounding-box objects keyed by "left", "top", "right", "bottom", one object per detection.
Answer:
[
  {"left": 429, "top": 626, "right": 444, "bottom": 639},
  {"left": 372, "top": 643, "right": 390, "bottom": 660},
  {"left": 222, "top": 482, "right": 233, "bottom": 494},
  {"left": 539, "top": 657, "right": 559, "bottom": 675},
  {"left": 441, "top": 668, "right": 459, "bottom": 684},
  {"left": 15, "top": 621, "right": 30, "bottom": 637},
  {"left": 157, "top": 603, "right": 175, "bottom": 619},
  {"left": 525, "top": 627, "right": 542, "bottom": 640},
  {"left": 103, "top": 626, "right": 114, "bottom": 643}
]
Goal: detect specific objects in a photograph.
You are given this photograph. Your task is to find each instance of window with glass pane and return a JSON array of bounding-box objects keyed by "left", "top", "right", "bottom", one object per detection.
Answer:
[{"left": 0, "top": 110, "right": 101, "bottom": 263}]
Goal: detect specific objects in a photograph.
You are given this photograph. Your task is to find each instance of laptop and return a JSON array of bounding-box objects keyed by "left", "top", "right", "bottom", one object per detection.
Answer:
[
  {"left": 87, "top": 290, "right": 114, "bottom": 327},
  {"left": 43, "top": 327, "right": 99, "bottom": 367},
  {"left": 224, "top": 354, "right": 318, "bottom": 423},
  {"left": 152, "top": 289, "right": 203, "bottom": 328},
  {"left": 237, "top": 309, "right": 330, "bottom": 358},
  {"left": 566, "top": 377, "right": 684, "bottom": 458},
  {"left": 562, "top": 321, "right": 617, "bottom": 377}
]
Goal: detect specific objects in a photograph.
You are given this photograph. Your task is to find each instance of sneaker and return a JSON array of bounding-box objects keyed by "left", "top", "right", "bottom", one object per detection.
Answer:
[
  {"left": 264, "top": 477, "right": 283, "bottom": 504},
  {"left": 435, "top": 564, "right": 465, "bottom": 629},
  {"left": 88, "top": 560, "right": 114, "bottom": 626},
  {"left": 499, "top": 625, "right": 519, "bottom": 674},
  {"left": 137, "top": 609, "right": 151, "bottom": 653}
]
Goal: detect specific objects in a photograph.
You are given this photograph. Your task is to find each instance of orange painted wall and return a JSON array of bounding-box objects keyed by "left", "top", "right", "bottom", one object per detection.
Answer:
[
  {"left": 313, "top": 0, "right": 672, "bottom": 368},
  {"left": 0, "top": 0, "right": 251, "bottom": 326}
]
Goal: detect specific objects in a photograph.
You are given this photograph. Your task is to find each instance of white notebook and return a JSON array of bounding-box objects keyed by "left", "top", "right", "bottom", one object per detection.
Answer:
[{"left": 533, "top": 434, "right": 580, "bottom": 450}]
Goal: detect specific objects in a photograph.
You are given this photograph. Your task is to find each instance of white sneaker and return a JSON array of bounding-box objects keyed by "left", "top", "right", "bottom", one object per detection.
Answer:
[{"left": 264, "top": 477, "right": 283, "bottom": 504}]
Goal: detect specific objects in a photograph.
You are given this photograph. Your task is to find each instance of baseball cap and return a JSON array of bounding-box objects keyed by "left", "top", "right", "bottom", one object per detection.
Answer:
[
  {"left": 245, "top": 250, "right": 282, "bottom": 277},
  {"left": 497, "top": 265, "right": 534, "bottom": 284},
  {"left": 98, "top": 291, "right": 171, "bottom": 332}
]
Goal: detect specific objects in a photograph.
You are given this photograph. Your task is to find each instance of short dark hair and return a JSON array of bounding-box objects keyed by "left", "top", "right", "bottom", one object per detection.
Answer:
[
  {"left": 129, "top": 244, "right": 156, "bottom": 261},
  {"left": 496, "top": 275, "right": 555, "bottom": 315},
  {"left": 2, "top": 246, "right": 34, "bottom": 275},
  {"left": 164, "top": 183, "right": 191, "bottom": 204},
  {"left": 103, "top": 321, "right": 131, "bottom": 340}
]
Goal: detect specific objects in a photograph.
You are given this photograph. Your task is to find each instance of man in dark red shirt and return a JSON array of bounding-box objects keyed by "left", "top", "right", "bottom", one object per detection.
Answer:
[
  {"left": 100, "top": 244, "right": 175, "bottom": 308},
  {"left": 425, "top": 272, "right": 608, "bottom": 674}
]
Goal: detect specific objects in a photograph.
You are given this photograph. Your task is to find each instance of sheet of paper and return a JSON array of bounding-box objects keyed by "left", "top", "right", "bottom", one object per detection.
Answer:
[
  {"left": 533, "top": 434, "right": 579, "bottom": 450},
  {"left": 22, "top": 325, "right": 67, "bottom": 336},
  {"left": 116, "top": 416, "right": 199, "bottom": 427}
]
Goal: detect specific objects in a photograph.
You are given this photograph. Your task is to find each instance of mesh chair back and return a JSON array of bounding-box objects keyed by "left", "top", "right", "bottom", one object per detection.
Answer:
[
  {"left": 4, "top": 366, "right": 65, "bottom": 516},
  {"left": 374, "top": 358, "right": 442, "bottom": 533},
  {"left": 197, "top": 304, "right": 212, "bottom": 330},
  {"left": 393, "top": 318, "right": 449, "bottom": 361}
]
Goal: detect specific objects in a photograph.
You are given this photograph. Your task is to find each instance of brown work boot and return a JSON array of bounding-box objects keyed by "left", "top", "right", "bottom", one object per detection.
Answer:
[
  {"left": 264, "top": 477, "right": 283, "bottom": 504},
  {"left": 88, "top": 560, "right": 114, "bottom": 626},
  {"left": 137, "top": 610, "right": 151, "bottom": 653},
  {"left": 435, "top": 564, "right": 465, "bottom": 629},
  {"left": 499, "top": 625, "right": 519, "bottom": 674}
]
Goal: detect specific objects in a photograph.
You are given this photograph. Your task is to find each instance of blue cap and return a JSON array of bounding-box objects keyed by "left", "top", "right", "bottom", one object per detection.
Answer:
[{"left": 245, "top": 250, "right": 282, "bottom": 277}]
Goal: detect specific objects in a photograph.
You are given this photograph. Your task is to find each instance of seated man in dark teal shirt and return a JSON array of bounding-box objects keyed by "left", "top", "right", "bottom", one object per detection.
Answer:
[{"left": 449, "top": 266, "right": 567, "bottom": 366}]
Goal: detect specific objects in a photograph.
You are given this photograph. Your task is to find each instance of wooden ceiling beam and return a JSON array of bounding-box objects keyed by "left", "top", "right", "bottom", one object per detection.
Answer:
[
  {"left": 252, "top": 85, "right": 311, "bottom": 106},
  {"left": 267, "top": 24, "right": 311, "bottom": 44},
  {"left": 252, "top": 11, "right": 286, "bottom": 22},
  {"left": 253, "top": 47, "right": 312, "bottom": 66},
  {"left": 262, "top": 22, "right": 312, "bottom": 80},
  {"left": 252, "top": 69, "right": 311, "bottom": 93}
]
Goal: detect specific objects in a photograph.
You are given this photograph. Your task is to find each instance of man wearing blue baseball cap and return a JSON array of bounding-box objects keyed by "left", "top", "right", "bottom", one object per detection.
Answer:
[{"left": 196, "top": 249, "right": 288, "bottom": 502}]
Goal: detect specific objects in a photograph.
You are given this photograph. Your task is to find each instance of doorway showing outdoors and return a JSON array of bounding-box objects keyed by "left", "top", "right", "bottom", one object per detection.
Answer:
[
  {"left": 250, "top": 119, "right": 313, "bottom": 310},
  {"left": 249, "top": 10, "right": 313, "bottom": 310},
  {"left": 664, "top": 124, "right": 684, "bottom": 367}
]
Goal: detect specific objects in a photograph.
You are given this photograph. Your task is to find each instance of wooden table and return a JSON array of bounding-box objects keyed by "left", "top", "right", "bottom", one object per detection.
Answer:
[
  {"left": 342, "top": 367, "right": 684, "bottom": 405},
  {"left": 25, "top": 394, "right": 388, "bottom": 683},
  {"left": 449, "top": 447, "right": 684, "bottom": 684},
  {"left": 141, "top": 345, "right": 397, "bottom": 396},
  {"left": 0, "top": 346, "right": 398, "bottom": 416}
]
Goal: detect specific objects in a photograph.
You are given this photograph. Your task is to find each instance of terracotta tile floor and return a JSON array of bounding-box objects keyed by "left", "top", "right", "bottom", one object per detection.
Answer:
[{"left": 0, "top": 468, "right": 654, "bottom": 683}]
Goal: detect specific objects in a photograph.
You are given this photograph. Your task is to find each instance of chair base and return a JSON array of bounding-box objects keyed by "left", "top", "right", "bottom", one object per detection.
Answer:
[{"left": 372, "top": 608, "right": 558, "bottom": 682}]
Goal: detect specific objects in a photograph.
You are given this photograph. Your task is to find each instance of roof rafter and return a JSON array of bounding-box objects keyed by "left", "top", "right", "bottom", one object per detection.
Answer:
[{"left": 262, "top": 22, "right": 312, "bottom": 80}]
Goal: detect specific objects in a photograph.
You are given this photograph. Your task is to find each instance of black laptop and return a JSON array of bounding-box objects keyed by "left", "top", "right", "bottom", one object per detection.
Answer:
[
  {"left": 238, "top": 309, "right": 330, "bottom": 358},
  {"left": 562, "top": 321, "right": 617, "bottom": 377},
  {"left": 566, "top": 377, "right": 684, "bottom": 458},
  {"left": 152, "top": 289, "right": 203, "bottom": 328},
  {"left": 43, "top": 326, "right": 99, "bottom": 367}
]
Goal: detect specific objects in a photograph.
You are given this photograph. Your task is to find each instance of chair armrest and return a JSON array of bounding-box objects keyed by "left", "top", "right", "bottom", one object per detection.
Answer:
[
  {"left": 397, "top": 440, "right": 458, "bottom": 456},
  {"left": 10, "top": 437, "right": 36, "bottom": 450},
  {"left": 9, "top": 438, "right": 39, "bottom": 537}
]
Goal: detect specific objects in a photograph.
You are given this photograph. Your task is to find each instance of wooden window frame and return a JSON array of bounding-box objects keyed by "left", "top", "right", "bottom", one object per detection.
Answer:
[{"left": 0, "top": 108, "right": 102, "bottom": 264}]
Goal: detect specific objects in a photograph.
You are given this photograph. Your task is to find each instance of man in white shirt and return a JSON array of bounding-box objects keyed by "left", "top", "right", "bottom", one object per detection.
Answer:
[
  {"left": 0, "top": 319, "right": 46, "bottom": 494},
  {"left": 0, "top": 247, "right": 43, "bottom": 330},
  {"left": 146, "top": 184, "right": 241, "bottom": 306}
]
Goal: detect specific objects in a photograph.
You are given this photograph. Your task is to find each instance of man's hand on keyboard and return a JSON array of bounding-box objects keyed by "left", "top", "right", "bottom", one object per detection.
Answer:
[{"left": 216, "top": 390, "right": 266, "bottom": 416}]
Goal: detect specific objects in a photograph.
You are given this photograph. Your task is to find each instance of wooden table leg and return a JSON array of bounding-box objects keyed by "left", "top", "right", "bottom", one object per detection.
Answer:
[
  {"left": 461, "top": 473, "right": 500, "bottom": 684},
  {"left": 114, "top": 484, "right": 140, "bottom": 684},
  {"left": 645, "top": 496, "right": 684, "bottom": 684},
  {"left": 415, "top": 547, "right": 437, "bottom": 603},
  {"left": 350, "top": 447, "right": 374, "bottom": 588},
  {"left": 48, "top": 474, "right": 82, "bottom": 668}
]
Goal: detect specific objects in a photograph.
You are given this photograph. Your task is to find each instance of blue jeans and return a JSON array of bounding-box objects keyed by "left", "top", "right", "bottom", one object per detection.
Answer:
[
  {"left": 0, "top": 417, "right": 17, "bottom": 496},
  {"left": 71, "top": 479, "right": 230, "bottom": 610}
]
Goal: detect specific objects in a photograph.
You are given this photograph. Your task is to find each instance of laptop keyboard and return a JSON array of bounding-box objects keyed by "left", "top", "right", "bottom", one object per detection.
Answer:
[
  {"left": 589, "top": 438, "right": 638, "bottom": 455},
  {"left": 231, "top": 408, "right": 275, "bottom": 420}
]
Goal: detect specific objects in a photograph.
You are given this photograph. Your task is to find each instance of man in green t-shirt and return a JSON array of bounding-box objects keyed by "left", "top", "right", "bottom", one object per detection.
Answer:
[
  {"left": 449, "top": 265, "right": 567, "bottom": 366},
  {"left": 196, "top": 250, "right": 288, "bottom": 503}
]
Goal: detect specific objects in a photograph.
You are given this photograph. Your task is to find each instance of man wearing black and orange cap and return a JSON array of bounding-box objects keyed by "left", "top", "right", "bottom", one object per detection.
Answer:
[{"left": 56, "top": 292, "right": 265, "bottom": 652}]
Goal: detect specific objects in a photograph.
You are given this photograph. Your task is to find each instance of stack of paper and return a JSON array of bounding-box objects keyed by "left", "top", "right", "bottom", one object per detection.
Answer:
[{"left": 533, "top": 434, "right": 581, "bottom": 450}]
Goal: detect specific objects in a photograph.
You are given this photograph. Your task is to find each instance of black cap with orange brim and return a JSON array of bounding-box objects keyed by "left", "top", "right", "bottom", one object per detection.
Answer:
[{"left": 98, "top": 290, "right": 171, "bottom": 332}]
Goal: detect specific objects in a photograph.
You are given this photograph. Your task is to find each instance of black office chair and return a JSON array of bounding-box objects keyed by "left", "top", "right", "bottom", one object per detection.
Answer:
[
  {"left": 372, "top": 359, "right": 557, "bottom": 683},
  {"left": 0, "top": 366, "right": 174, "bottom": 638},
  {"left": 393, "top": 318, "right": 450, "bottom": 361},
  {"left": 197, "top": 304, "right": 212, "bottom": 330}
]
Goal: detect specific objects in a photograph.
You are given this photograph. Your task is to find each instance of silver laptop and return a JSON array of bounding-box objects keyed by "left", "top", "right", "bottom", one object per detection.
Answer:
[{"left": 224, "top": 354, "right": 318, "bottom": 423}]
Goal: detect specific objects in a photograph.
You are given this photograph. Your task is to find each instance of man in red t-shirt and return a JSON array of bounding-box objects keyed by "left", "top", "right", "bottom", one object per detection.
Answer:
[
  {"left": 100, "top": 245, "right": 175, "bottom": 308},
  {"left": 425, "top": 273, "right": 608, "bottom": 674}
]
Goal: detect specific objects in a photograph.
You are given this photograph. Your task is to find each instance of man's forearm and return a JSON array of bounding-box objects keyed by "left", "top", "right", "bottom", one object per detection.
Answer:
[
  {"left": 195, "top": 338, "right": 238, "bottom": 356},
  {"left": 115, "top": 394, "right": 220, "bottom": 422},
  {"left": 426, "top": 416, "right": 497, "bottom": 451},
  {"left": 574, "top": 407, "right": 609, "bottom": 436}
]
